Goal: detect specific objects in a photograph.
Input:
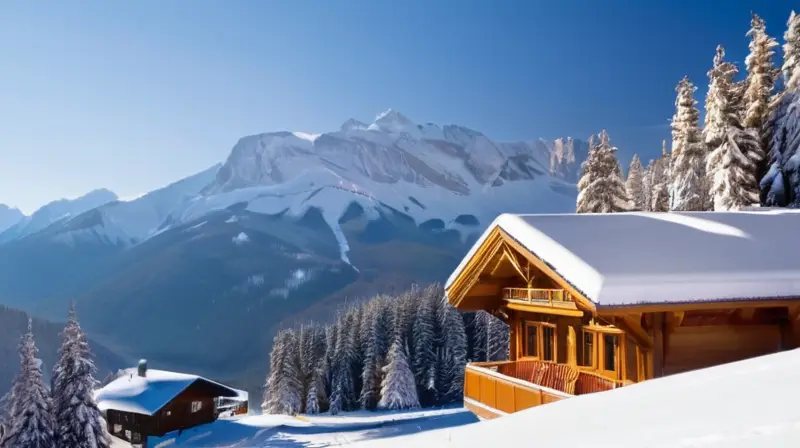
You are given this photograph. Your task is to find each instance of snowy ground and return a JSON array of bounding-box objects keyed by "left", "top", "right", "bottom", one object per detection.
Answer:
[
  {"left": 142, "top": 405, "right": 476, "bottom": 447},
  {"left": 354, "top": 349, "right": 800, "bottom": 447}
]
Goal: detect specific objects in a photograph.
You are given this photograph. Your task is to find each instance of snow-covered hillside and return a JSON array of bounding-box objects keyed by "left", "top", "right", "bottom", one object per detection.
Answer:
[
  {"left": 0, "top": 189, "right": 118, "bottom": 243},
  {"left": 0, "top": 204, "right": 23, "bottom": 233},
  {"left": 358, "top": 349, "right": 800, "bottom": 447}
]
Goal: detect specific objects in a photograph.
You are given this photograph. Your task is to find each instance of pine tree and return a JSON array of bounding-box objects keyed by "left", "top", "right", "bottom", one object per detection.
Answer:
[
  {"left": 705, "top": 45, "right": 762, "bottom": 210},
  {"left": 329, "top": 310, "right": 358, "bottom": 414},
  {"left": 378, "top": 338, "right": 419, "bottom": 411},
  {"left": 765, "top": 11, "right": 800, "bottom": 206},
  {"left": 648, "top": 142, "right": 671, "bottom": 212},
  {"left": 262, "top": 330, "right": 302, "bottom": 415},
  {"left": 359, "top": 297, "right": 392, "bottom": 411},
  {"left": 576, "top": 131, "right": 634, "bottom": 213},
  {"left": 411, "top": 288, "right": 438, "bottom": 406},
  {"left": 625, "top": 154, "right": 646, "bottom": 210},
  {"left": 744, "top": 13, "right": 777, "bottom": 185},
  {"left": 2, "top": 320, "right": 56, "bottom": 448},
  {"left": 437, "top": 304, "right": 468, "bottom": 403},
  {"left": 669, "top": 77, "right": 709, "bottom": 211},
  {"left": 51, "top": 303, "right": 110, "bottom": 448}
]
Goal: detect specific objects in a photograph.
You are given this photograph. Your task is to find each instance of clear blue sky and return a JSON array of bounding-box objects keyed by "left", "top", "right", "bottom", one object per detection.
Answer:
[{"left": 0, "top": 0, "right": 795, "bottom": 213}]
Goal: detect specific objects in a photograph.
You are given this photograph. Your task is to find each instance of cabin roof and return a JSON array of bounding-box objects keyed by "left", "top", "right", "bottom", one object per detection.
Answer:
[
  {"left": 94, "top": 368, "right": 248, "bottom": 416},
  {"left": 446, "top": 210, "right": 800, "bottom": 308}
]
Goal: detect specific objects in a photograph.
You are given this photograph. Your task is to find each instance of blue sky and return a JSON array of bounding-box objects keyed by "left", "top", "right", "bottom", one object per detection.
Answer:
[{"left": 0, "top": 0, "right": 796, "bottom": 213}]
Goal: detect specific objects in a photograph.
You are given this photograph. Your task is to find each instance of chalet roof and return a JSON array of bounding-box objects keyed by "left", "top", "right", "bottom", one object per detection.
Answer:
[
  {"left": 446, "top": 210, "right": 800, "bottom": 308},
  {"left": 94, "top": 368, "right": 248, "bottom": 416}
]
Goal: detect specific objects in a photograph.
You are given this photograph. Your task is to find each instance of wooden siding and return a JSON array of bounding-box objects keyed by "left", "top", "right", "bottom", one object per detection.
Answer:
[
  {"left": 464, "top": 363, "right": 571, "bottom": 419},
  {"left": 663, "top": 324, "right": 781, "bottom": 375}
]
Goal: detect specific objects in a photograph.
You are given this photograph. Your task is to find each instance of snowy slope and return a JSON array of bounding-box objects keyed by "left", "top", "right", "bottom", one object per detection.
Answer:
[
  {"left": 0, "top": 189, "right": 118, "bottom": 243},
  {"left": 358, "top": 349, "right": 800, "bottom": 447},
  {"left": 164, "top": 110, "right": 580, "bottom": 262},
  {"left": 0, "top": 204, "right": 24, "bottom": 233},
  {"left": 34, "top": 164, "right": 221, "bottom": 246}
]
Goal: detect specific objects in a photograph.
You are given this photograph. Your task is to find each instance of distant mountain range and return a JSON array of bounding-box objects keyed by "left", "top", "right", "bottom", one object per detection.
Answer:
[{"left": 0, "top": 110, "right": 585, "bottom": 394}]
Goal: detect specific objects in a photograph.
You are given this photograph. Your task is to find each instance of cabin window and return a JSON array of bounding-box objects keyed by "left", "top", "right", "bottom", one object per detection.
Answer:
[
  {"left": 131, "top": 432, "right": 141, "bottom": 443},
  {"left": 603, "top": 333, "right": 619, "bottom": 372},
  {"left": 524, "top": 323, "right": 539, "bottom": 357},
  {"left": 542, "top": 324, "right": 556, "bottom": 361},
  {"left": 191, "top": 401, "right": 203, "bottom": 413},
  {"left": 166, "top": 410, "right": 172, "bottom": 416},
  {"left": 579, "top": 330, "right": 595, "bottom": 367},
  {"left": 113, "top": 424, "right": 122, "bottom": 434},
  {"left": 125, "top": 430, "right": 131, "bottom": 440}
]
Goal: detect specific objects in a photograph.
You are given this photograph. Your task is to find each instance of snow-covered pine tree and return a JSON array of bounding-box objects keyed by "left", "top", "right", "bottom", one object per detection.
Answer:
[
  {"left": 298, "top": 324, "right": 327, "bottom": 413},
  {"left": 576, "top": 131, "right": 634, "bottom": 213},
  {"left": 262, "top": 329, "right": 302, "bottom": 415},
  {"left": 51, "top": 303, "right": 110, "bottom": 448},
  {"left": 328, "top": 310, "right": 357, "bottom": 415},
  {"left": 2, "top": 319, "right": 56, "bottom": 448},
  {"left": 669, "top": 77, "right": 709, "bottom": 211},
  {"left": 744, "top": 13, "right": 778, "bottom": 186},
  {"left": 378, "top": 337, "right": 419, "bottom": 411},
  {"left": 705, "top": 45, "right": 762, "bottom": 210},
  {"left": 625, "top": 154, "right": 646, "bottom": 210},
  {"left": 437, "top": 303, "right": 468, "bottom": 404},
  {"left": 649, "top": 141, "right": 671, "bottom": 212},
  {"left": 359, "top": 297, "right": 392, "bottom": 411},
  {"left": 411, "top": 287, "right": 438, "bottom": 406},
  {"left": 765, "top": 11, "right": 800, "bottom": 206}
]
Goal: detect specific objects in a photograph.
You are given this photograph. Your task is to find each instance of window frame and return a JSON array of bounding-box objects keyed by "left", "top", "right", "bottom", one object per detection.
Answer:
[
  {"left": 521, "top": 320, "right": 557, "bottom": 362},
  {"left": 580, "top": 325, "right": 624, "bottom": 379},
  {"left": 191, "top": 400, "right": 203, "bottom": 413},
  {"left": 578, "top": 328, "right": 597, "bottom": 369}
]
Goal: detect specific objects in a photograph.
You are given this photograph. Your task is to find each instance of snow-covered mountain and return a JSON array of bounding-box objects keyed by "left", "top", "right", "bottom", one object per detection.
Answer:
[
  {"left": 0, "top": 189, "right": 118, "bottom": 243},
  {"left": 0, "top": 205, "right": 24, "bottom": 233},
  {"left": 164, "top": 109, "right": 582, "bottom": 262},
  {"left": 39, "top": 164, "right": 221, "bottom": 246}
]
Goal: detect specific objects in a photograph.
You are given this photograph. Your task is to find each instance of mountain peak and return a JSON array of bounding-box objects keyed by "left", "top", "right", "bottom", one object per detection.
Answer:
[
  {"left": 340, "top": 118, "right": 368, "bottom": 132},
  {"left": 368, "top": 108, "right": 416, "bottom": 133}
]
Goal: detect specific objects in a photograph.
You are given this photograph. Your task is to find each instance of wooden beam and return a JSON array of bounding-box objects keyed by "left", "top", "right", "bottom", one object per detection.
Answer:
[
  {"left": 788, "top": 304, "right": 800, "bottom": 322},
  {"left": 737, "top": 307, "right": 756, "bottom": 322},
  {"left": 497, "top": 228, "right": 597, "bottom": 314},
  {"left": 501, "top": 245, "right": 531, "bottom": 283},
  {"left": 506, "top": 301, "right": 585, "bottom": 318},
  {"left": 651, "top": 313, "right": 665, "bottom": 379},
  {"left": 664, "top": 311, "right": 684, "bottom": 333},
  {"left": 599, "top": 298, "right": 800, "bottom": 315},
  {"left": 613, "top": 315, "right": 653, "bottom": 349}
]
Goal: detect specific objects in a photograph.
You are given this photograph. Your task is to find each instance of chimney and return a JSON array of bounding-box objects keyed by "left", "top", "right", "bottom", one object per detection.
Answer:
[{"left": 138, "top": 359, "right": 148, "bottom": 378}]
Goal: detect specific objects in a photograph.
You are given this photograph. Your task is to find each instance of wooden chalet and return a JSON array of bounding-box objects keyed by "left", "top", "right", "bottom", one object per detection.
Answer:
[
  {"left": 94, "top": 360, "right": 249, "bottom": 446},
  {"left": 447, "top": 211, "right": 800, "bottom": 419}
]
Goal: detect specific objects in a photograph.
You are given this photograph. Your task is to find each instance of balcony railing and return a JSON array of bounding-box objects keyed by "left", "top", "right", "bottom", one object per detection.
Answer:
[
  {"left": 503, "top": 287, "right": 568, "bottom": 303},
  {"left": 463, "top": 360, "right": 624, "bottom": 419}
]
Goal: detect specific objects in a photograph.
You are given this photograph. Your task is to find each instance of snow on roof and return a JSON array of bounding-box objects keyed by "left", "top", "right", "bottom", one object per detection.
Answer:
[
  {"left": 447, "top": 210, "right": 800, "bottom": 307},
  {"left": 359, "top": 348, "right": 800, "bottom": 447},
  {"left": 94, "top": 368, "right": 244, "bottom": 416}
]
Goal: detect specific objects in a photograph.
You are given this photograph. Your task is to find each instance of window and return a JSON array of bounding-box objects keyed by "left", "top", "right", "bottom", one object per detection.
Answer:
[
  {"left": 113, "top": 424, "right": 122, "bottom": 434},
  {"left": 131, "top": 432, "right": 141, "bottom": 443},
  {"left": 191, "top": 401, "right": 203, "bottom": 413},
  {"left": 579, "top": 330, "right": 595, "bottom": 367},
  {"left": 603, "top": 333, "right": 619, "bottom": 372},
  {"left": 524, "top": 323, "right": 538, "bottom": 357},
  {"left": 542, "top": 324, "right": 556, "bottom": 361}
]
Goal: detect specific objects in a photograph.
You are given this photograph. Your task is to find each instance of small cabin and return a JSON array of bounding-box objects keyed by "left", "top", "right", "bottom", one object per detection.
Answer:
[
  {"left": 447, "top": 211, "right": 800, "bottom": 419},
  {"left": 94, "top": 361, "right": 249, "bottom": 446}
]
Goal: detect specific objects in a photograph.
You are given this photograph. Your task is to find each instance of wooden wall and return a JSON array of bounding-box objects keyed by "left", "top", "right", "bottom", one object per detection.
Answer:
[
  {"left": 663, "top": 324, "right": 781, "bottom": 376},
  {"left": 464, "top": 363, "right": 569, "bottom": 419}
]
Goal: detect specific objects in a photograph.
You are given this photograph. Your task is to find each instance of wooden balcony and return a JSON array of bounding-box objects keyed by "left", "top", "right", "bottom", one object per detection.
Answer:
[
  {"left": 502, "top": 288, "right": 581, "bottom": 316},
  {"left": 463, "top": 360, "right": 624, "bottom": 419}
]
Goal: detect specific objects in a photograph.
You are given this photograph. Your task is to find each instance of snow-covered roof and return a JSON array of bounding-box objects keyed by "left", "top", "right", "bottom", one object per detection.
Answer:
[
  {"left": 94, "top": 368, "right": 246, "bottom": 416},
  {"left": 447, "top": 210, "right": 800, "bottom": 307}
]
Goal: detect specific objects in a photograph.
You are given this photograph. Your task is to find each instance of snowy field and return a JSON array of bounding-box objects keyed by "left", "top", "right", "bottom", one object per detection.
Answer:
[
  {"left": 356, "top": 349, "right": 800, "bottom": 447},
  {"left": 140, "top": 405, "right": 476, "bottom": 447}
]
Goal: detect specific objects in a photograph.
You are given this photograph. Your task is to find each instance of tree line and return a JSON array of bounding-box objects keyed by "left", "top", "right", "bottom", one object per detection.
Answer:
[
  {"left": 578, "top": 11, "right": 800, "bottom": 213},
  {"left": 262, "top": 284, "right": 509, "bottom": 415},
  {"left": 0, "top": 304, "right": 110, "bottom": 448}
]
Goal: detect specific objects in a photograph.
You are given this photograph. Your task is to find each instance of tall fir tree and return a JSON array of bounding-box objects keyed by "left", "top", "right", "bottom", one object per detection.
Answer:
[
  {"left": 2, "top": 320, "right": 56, "bottom": 448},
  {"left": 669, "top": 77, "right": 708, "bottom": 211},
  {"left": 744, "top": 13, "right": 777, "bottom": 187},
  {"left": 649, "top": 141, "right": 671, "bottom": 212},
  {"left": 437, "top": 303, "right": 468, "bottom": 403},
  {"left": 576, "top": 130, "right": 634, "bottom": 213},
  {"left": 642, "top": 159, "right": 654, "bottom": 211},
  {"left": 625, "top": 154, "right": 646, "bottom": 210},
  {"left": 705, "top": 45, "right": 762, "bottom": 210},
  {"left": 51, "top": 303, "right": 110, "bottom": 448},
  {"left": 262, "top": 330, "right": 302, "bottom": 415},
  {"left": 359, "top": 298, "right": 392, "bottom": 411},
  {"left": 765, "top": 11, "right": 800, "bottom": 206},
  {"left": 377, "top": 338, "right": 419, "bottom": 411},
  {"left": 411, "top": 288, "right": 438, "bottom": 406}
]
